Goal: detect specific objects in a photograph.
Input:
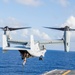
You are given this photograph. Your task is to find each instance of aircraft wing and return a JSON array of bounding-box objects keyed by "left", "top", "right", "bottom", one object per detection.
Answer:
[
  {"left": 8, "top": 40, "right": 29, "bottom": 45},
  {"left": 8, "top": 39, "right": 63, "bottom": 46},
  {"left": 37, "top": 39, "right": 63, "bottom": 45},
  {"left": 3, "top": 39, "right": 63, "bottom": 51}
]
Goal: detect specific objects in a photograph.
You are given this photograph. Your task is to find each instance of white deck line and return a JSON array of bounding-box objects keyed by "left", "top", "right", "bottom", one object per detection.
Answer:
[{"left": 42, "top": 69, "right": 57, "bottom": 75}]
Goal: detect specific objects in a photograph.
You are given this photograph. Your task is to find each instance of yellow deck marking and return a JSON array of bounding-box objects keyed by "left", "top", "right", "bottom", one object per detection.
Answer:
[{"left": 62, "top": 70, "right": 71, "bottom": 75}]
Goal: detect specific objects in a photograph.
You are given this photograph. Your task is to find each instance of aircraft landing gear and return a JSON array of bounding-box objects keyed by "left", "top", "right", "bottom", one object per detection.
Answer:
[
  {"left": 39, "top": 56, "right": 43, "bottom": 60},
  {"left": 22, "top": 57, "right": 26, "bottom": 66}
]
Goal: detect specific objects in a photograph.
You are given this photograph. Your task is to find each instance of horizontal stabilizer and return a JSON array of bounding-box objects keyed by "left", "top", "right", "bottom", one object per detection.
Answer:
[{"left": 2, "top": 47, "right": 29, "bottom": 51}]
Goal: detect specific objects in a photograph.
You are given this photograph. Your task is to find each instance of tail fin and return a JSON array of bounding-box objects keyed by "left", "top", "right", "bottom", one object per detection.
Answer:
[
  {"left": 30, "top": 35, "right": 35, "bottom": 50},
  {"left": 30, "top": 35, "right": 40, "bottom": 51},
  {"left": 30, "top": 35, "right": 46, "bottom": 57}
]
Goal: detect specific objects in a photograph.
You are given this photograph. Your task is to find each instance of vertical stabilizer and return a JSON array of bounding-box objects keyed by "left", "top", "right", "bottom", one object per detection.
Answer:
[
  {"left": 30, "top": 35, "right": 40, "bottom": 51},
  {"left": 30, "top": 35, "right": 35, "bottom": 50},
  {"left": 29, "top": 35, "right": 46, "bottom": 57}
]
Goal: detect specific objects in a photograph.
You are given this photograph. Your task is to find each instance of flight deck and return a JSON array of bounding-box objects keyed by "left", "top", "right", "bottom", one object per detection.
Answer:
[{"left": 42, "top": 69, "right": 75, "bottom": 75}]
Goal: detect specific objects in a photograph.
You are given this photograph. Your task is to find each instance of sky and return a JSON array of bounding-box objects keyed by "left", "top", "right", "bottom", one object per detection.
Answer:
[{"left": 0, "top": 0, "right": 75, "bottom": 51}]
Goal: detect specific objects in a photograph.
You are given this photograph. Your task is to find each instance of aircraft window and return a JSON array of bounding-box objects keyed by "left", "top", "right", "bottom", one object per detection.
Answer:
[
  {"left": 41, "top": 45, "right": 45, "bottom": 50},
  {"left": 67, "top": 43, "right": 68, "bottom": 46}
]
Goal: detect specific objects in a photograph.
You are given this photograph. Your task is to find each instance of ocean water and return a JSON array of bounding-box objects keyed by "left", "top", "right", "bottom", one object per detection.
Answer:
[{"left": 0, "top": 47, "right": 75, "bottom": 75}]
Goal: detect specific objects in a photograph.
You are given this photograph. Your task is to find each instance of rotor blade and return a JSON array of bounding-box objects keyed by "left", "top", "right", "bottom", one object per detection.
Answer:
[
  {"left": 44, "top": 27, "right": 64, "bottom": 31},
  {"left": 0, "top": 27, "right": 4, "bottom": 29},
  {"left": 8, "top": 27, "right": 31, "bottom": 31},
  {"left": 69, "top": 29, "right": 75, "bottom": 31}
]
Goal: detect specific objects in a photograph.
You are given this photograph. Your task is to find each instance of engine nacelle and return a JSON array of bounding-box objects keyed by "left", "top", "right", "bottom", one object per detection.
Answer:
[{"left": 64, "top": 31, "right": 70, "bottom": 52}]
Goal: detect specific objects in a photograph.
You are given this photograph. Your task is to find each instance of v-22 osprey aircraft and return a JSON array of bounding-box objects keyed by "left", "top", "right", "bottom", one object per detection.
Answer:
[{"left": 1, "top": 26, "right": 75, "bottom": 65}]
